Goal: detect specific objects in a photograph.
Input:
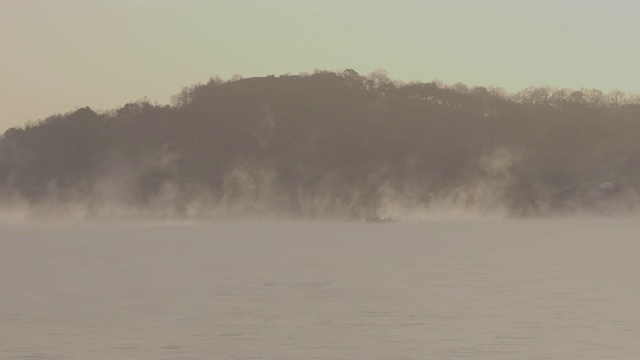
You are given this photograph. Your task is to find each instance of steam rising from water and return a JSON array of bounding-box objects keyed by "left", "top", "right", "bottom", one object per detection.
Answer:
[{"left": 1, "top": 146, "right": 636, "bottom": 224}]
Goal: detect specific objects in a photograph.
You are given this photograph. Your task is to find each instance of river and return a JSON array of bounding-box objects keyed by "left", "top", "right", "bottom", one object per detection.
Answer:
[{"left": 2, "top": 220, "right": 639, "bottom": 359}]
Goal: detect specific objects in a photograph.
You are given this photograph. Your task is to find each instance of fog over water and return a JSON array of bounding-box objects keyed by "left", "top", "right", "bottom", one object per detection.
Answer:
[
  {"left": 2, "top": 220, "right": 640, "bottom": 359},
  {"left": 3, "top": 70, "right": 640, "bottom": 358}
]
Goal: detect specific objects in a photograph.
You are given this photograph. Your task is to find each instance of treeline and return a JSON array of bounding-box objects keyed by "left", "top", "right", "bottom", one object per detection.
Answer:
[{"left": 2, "top": 69, "right": 640, "bottom": 220}]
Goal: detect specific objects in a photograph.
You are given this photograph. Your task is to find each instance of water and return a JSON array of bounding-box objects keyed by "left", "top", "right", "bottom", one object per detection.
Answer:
[{"left": 2, "top": 220, "right": 640, "bottom": 359}]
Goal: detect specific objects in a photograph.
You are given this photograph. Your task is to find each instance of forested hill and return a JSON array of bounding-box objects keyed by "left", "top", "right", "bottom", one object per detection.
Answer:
[{"left": 2, "top": 69, "right": 640, "bottom": 220}]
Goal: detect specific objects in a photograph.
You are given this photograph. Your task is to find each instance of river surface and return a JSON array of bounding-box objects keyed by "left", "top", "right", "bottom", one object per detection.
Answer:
[{"left": 1, "top": 220, "right": 640, "bottom": 359}]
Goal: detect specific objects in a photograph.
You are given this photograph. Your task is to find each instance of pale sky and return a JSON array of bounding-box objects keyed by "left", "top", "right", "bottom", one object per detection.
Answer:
[{"left": 1, "top": 0, "right": 639, "bottom": 131}]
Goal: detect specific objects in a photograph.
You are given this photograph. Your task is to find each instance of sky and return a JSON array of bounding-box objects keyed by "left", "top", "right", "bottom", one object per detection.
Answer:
[{"left": 1, "top": 0, "right": 639, "bottom": 131}]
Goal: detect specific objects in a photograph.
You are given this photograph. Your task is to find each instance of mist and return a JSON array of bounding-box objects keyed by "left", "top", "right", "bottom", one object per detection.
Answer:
[
  {"left": 2, "top": 69, "right": 640, "bottom": 222},
  {"left": 4, "top": 70, "right": 640, "bottom": 359}
]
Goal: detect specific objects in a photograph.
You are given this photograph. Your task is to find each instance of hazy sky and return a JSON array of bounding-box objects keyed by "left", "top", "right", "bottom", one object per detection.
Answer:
[{"left": 1, "top": 0, "right": 639, "bottom": 131}]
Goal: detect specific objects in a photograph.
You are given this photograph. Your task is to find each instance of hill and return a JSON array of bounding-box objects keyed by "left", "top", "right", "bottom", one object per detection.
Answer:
[{"left": 2, "top": 70, "right": 640, "bottom": 220}]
